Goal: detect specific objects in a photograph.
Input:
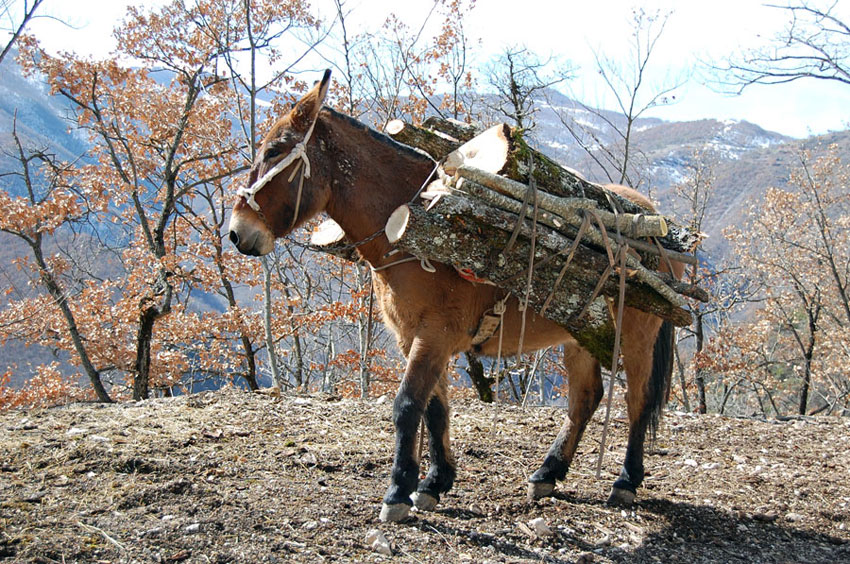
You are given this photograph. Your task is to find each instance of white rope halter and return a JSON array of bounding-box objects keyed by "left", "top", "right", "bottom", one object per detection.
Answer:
[{"left": 236, "top": 116, "right": 318, "bottom": 221}]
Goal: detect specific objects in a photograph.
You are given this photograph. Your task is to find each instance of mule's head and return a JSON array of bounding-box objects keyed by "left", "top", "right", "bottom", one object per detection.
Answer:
[{"left": 228, "top": 70, "right": 332, "bottom": 256}]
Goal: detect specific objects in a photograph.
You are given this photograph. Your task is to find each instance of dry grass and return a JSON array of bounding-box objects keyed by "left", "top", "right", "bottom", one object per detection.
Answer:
[{"left": 1, "top": 388, "right": 848, "bottom": 563}]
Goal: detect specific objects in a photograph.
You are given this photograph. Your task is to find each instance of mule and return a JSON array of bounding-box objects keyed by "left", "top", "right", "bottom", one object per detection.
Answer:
[{"left": 228, "top": 70, "right": 683, "bottom": 522}]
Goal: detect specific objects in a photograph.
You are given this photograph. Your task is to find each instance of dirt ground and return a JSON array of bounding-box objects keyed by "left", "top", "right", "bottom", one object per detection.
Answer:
[{"left": 1, "top": 388, "right": 848, "bottom": 564}]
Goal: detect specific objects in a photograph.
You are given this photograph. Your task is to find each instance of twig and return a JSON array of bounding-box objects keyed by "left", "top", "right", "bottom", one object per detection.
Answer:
[{"left": 77, "top": 521, "right": 126, "bottom": 552}]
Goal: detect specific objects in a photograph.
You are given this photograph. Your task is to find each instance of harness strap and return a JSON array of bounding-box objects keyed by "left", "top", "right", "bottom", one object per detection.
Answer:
[{"left": 236, "top": 116, "right": 318, "bottom": 213}]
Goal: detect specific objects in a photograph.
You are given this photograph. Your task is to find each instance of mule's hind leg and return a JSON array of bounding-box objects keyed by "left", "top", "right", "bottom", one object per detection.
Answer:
[
  {"left": 412, "top": 375, "right": 456, "bottom": 511},
  {"left": 528, "top": 344, "right": 602, "bottom": 499},
  {"left": 381, "top": 338, "right": 449, "bottom": 522},
  {"left": 608, "top": 315, "right": 674, "bottom": 506}
]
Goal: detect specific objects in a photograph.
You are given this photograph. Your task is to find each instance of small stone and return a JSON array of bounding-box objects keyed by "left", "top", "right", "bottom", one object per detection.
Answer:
[
  {"left": 754, "top": 511, "right": 778, "bottom": 523},
  {"left": 184, "top": 523, "right": 201, "bottom": 534},
  {"left": 376, "top": 395, "right": 389, "bottom": 405},
  {"left": 302, "top": 520, "right": 319, "bottom": 530},
  {"left": 365, "top": 529, "right": 392, "bottom": 556},
  {"left": 528, "top": 517, "right": 554, "bottom": 537},
  {"left": 785, "top": 512, "right": 804, "bottom": 522},
  {"left": 299, "top": 452, "right": 318, "bottom": 466},
  {"left": 683, "top": 459, "right": 698, "bottom": 467}
]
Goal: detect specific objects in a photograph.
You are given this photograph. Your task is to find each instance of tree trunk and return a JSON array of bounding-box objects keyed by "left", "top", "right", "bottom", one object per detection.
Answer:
[
  {"left": 32, "top": 240, "right": 112, "bottom": 403},
  {"left": 357, "top": 266, "right": 372, "bottom": 398},
  {"left": 239, "top": 334, "right": 259, "bottom": 391},
  {"left": 694, "top": 313, "right": 707, "bottom": 414},
  {"left": 133, "top": 306, "right": 157, "bottom": 401},
  {"left": 262, "top": 256, "right": 284, "bottom": 389},
  {"left": 218, "top": 262, "right": 259, "bottom": 391},
  {"left": 798, "top": 317, "right": 817, "bottom": 415},
  {"left": 385, "top": 120, "right": 460, "bottom": 160},
  {"left": 673, "top": 339, "right": 691, "bottom": 412}
]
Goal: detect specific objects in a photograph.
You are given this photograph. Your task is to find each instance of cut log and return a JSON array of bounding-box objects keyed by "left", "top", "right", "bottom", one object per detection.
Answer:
[
  {"left": 455, "top": 165, "right": 669, "bottom": 239},
  {"left": 311, "top": 219, "right": 346, "bottom": 247},
  {"left": 309, "top": 219, "right": 359, "bottom": 262},
  {"left": 384, "top": 120, "right": 460, "bottom": 161},
  {"left": 446, "top": 124, "right": 699, "bottom": 253},
  {"left": 387, "top": 196, "right": 693, "bottom": 327},
  {"left": 386, "top": 202, "right": 617, "bottom": 364},
  {"left": 422, "top": 116, "right": 480, "bottom": 142},
  {"left": 453, "top": 176, "right": 697, "bottom": 270}
]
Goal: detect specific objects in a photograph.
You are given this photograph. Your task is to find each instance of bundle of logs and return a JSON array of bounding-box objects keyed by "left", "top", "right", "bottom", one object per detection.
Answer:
[{"left": 312, "top": 116, "right": 707, "bottom": 362}]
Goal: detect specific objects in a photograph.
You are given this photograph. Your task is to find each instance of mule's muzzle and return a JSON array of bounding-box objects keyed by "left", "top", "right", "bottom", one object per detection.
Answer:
[
  {"left": 228, "top": 230, "right": 263, "bottom": 256},
  {"left": 228, "top": 208, "right": 274, "bottom": 256}
]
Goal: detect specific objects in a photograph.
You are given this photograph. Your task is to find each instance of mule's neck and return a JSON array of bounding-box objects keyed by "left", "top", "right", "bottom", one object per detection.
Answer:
[{"left": 314, "top": 109, "right": 436, "bottom": 267}]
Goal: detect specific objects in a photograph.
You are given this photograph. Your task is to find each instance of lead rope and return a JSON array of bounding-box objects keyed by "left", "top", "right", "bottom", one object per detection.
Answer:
[
  {"left": 595, "top": 193, "right": 629, "bottom": 479},
  {"left": 518, "top": 157, "right": 542, "bottom": 408}
]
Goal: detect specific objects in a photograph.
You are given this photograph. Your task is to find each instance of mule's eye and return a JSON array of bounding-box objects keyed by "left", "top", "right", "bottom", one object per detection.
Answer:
[{"left": 264, "top": 147, "right": 281, "bottom": 161}]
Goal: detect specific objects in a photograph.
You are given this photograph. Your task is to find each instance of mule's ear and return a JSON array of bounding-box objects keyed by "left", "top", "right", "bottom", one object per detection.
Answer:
[
  {"left": 316, "top": 68, "right": 331, "bottom": 103},
  {"left": 291, "top": 69, "right": 332, "bottom": 131}
]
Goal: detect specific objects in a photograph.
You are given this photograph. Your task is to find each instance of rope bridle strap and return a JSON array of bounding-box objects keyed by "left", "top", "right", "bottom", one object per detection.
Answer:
[{"left": 236, "top": 116, "right": 319, "bottom": 226}]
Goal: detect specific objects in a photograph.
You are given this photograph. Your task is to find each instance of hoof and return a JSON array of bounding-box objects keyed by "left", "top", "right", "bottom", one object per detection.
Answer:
[
  {"left": 527, "top": 481, "right": 555, "bottom": 501},
  {"left": 606, "top": 487, "right": 636, "bottom": 507},
  {"left": 411, "top": 491, "right": 439, "bottom": 512},
  {"left": 380, "top": 502, "right": 412, "bottom": 523}
]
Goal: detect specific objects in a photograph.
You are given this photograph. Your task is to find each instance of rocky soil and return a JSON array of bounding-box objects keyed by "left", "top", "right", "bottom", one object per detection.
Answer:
[{"left": 1, "top": 388, "right": 848, "bottom": 563}]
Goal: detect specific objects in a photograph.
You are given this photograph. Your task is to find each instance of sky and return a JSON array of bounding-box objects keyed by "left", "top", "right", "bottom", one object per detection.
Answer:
[{"left": 19, "top": 0, "right": 850, "bottom": 139}]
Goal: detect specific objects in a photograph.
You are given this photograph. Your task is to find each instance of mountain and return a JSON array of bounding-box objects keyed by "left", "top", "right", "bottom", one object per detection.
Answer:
[
  {"left": 527, "top": 88, "right": 850, "bottom": 257},
  {"left": 0, "top": 49, "right": 89, "bottom": 195}
]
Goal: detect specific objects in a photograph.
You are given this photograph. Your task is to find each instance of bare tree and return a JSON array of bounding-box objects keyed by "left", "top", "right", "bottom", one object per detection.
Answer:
[
  {"left": 673, "top": 150, "right": 717, "bottom": 413},
  {"left": 0, "top": 0, "right": 45, "bottom": 64},
  {"left": 717, "top": 1, "right": 850, "bottom": 92},
  {"left": 484, "top": 46, "right": 566, "bottom": 132},
  {"left": 554, "top": 8, "right": 682, "bottom": 191}
]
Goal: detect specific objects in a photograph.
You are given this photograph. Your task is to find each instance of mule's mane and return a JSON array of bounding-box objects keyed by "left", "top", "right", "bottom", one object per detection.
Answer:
[{"left": 320, "top": 106, "right": 436, "bottom": 166}]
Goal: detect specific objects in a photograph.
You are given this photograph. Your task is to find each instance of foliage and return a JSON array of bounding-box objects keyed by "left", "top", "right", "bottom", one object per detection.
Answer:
[{"left": 707, "top": 146, "right": 850, "bottom": 416}]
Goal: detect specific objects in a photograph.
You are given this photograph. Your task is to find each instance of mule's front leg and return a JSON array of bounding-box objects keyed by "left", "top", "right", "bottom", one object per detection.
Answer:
[
  {"left": 411, "top": 376, "right": 456, "bottom": 512},
  {"left": 380, "top": 343, "right": 447, "bottom": 522}
]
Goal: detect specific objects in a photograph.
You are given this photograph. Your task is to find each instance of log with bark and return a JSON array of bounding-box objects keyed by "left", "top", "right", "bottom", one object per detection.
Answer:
[
  {"left": 422, "top": 116, "right": 480, "bottom": 142},
  {"left": 384, "top": 120, "right": 460, "bottom": 161},
  {"left": 335, "top": 116, "right": 704, "bottom": 362},
  {"left": 443, "top": 123, "right": 699, "bottom": 253},
  {"left": 386, "top": 194, "right": 692, "bottom": 325},
  {"left": 385, "top": 118, "right": 698, "bottom": 257}
]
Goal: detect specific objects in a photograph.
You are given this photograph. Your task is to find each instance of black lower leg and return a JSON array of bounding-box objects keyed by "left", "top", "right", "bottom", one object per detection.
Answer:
[
  {"left": 613, "top": 416, "right": 649, "bottom": 494},
  {"left": 417, "top": 395, "right": 456, "bottom": 499},
  {"left": 383, "top": 393, "right": 423, "bottom": 507},
  {"left": 529, "top": 427, "right": 573, "bottom": 485}
]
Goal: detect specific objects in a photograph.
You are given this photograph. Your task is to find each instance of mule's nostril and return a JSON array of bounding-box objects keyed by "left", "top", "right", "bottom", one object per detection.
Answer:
[{"left": 229, "top": 230, "right": 240, "bottom": 247}]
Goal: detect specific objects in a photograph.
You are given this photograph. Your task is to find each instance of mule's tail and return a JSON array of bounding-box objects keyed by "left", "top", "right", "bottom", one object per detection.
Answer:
[{"left": 647, "top": 319, "right": 675, "bottom": 441}]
